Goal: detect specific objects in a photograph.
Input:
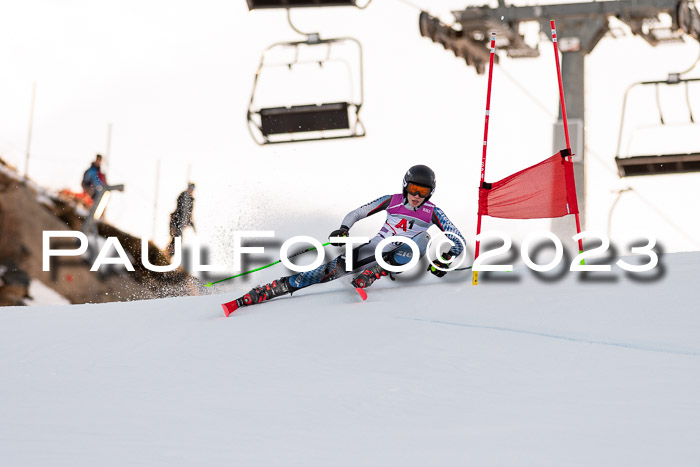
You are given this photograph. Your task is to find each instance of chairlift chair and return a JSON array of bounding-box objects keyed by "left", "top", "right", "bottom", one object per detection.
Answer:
[
  {"left": 615, "top": 75, "right": 700, "bottom": 176},
  {"left": 247, "top": 35, "right": 366, "bottom": 145},
  {"left": 247, "top": 0, "right": 359, "bottom": 9}
]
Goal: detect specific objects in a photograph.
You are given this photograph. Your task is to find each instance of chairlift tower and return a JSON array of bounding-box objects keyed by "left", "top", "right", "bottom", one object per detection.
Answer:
[{"left": 420, "top": 0, "right": 700, "bottom": 230}]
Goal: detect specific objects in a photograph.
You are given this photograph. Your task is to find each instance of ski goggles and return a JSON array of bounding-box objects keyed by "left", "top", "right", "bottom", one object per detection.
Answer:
[{"left": 405, "top": 183, "right": 431, "bottom": 198}]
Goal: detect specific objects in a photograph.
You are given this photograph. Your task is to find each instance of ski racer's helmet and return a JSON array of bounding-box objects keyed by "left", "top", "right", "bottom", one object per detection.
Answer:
[{"left": 403, "top": 165, "right": 436, "bottom": 203}]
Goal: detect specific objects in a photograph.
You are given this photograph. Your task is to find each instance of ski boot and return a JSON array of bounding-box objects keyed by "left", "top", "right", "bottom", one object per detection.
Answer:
[
  {"left": 222, "top": 277, "right": 291, "bottom": 317},
  {"left": 351, "top": 263, "right": 389, "bottom": 289}
]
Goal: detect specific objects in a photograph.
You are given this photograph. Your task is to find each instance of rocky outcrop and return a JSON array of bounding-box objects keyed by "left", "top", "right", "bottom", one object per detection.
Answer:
[
  {"left": 0, "top": 259, "right": 31, "bottom": 306},
  {"left": 0, "top": 159, "right": 198, "bottom": 305}
]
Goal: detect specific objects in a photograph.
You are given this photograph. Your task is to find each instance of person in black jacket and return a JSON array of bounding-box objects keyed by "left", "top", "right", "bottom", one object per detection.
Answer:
[{"left": 167, "top": 183, "right": 196, "bottom": 256}]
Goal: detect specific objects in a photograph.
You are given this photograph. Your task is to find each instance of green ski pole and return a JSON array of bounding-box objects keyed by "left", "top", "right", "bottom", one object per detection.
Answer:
[{"left": 204, "top": 242, "right": 331, "bottom": 287}]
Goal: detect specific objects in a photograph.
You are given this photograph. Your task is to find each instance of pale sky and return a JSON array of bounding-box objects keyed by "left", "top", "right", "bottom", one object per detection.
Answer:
[{"left": 2, "top": 0, "right": 699, "bottom": 270}]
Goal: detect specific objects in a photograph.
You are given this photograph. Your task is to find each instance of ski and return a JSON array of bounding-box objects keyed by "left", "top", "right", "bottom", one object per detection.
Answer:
[
  {"left": 222, "top": 293, "right": 255, "bottom": 317},
  {"left": 224, "top": 284, "right": 367, "bottom": 315},
  {"left": 222, "top": 299, "right": 242, "bottom": 317}
]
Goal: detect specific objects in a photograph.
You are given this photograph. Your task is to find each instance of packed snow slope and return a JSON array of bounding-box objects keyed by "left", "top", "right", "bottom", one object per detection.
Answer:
[{"left": 2, "top": 251, "right": 700, "bottom": 467}]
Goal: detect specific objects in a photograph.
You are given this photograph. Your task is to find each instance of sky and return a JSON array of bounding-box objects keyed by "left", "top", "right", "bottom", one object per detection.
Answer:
[{"left": 2, "top": 0, "right": 700, "bottom": 272}]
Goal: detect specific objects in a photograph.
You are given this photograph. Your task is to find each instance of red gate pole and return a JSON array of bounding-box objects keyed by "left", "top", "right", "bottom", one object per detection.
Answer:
[
  {"left": 550, "top": 20, "right": 584, "bottom": 257},
  {"left": 473, "top": 32, "right": 497, "bottom": 286}
]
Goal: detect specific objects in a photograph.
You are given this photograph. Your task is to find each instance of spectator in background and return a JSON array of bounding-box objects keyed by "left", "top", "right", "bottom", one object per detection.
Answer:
[
  {"left": 81, "top": 154, "right": 107, "bottom": 201},
  {"left": 167, "top": 183, "right": 196, "bottom": 256}
]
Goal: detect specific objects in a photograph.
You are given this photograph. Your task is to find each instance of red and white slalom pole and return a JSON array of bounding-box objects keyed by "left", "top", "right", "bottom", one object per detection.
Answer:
[
  {"left": 473, "top": 32, "right": 496, "bottom": 286},
  {"left": 550, "top": 20, "right": 584, "bottom": 256}
]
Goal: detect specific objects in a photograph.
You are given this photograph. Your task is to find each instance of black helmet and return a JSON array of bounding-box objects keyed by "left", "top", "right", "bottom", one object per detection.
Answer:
[{"left": 403, "top": 165, "right": 436, "bottom": 200}]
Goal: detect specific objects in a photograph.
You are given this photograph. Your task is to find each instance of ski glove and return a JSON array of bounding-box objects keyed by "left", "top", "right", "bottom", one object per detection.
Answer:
[
  {"left": 329, "top": 225, "right": 350, "bottom": 246},
  {"left": 428, "top": 252, "right": 454, "bottom": 278}
]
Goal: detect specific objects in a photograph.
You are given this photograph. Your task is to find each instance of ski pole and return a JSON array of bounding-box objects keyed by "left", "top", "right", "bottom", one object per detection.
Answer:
[
  {"left": 550, "top": 20, "right": 584, "bottom": 262},
  {"left": 204, "top": 242, "right": 331, "bottom": 287},
  {"left": 473, "top": 32, "right": 497, "bottom": 286}
]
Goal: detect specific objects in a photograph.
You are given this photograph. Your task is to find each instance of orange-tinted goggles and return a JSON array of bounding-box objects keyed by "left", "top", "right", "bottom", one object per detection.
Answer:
[{"left": 406, "top": 182, "right": 431, "bottom": 198}]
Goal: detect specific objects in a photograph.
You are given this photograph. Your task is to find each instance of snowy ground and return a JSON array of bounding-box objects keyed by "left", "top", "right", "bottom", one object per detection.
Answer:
[
  {"left": 25, "top": 280, "right": 71, "bottom": 306},
  {"left": 1, "top": 251, "right": 700, "bottom": 466}
]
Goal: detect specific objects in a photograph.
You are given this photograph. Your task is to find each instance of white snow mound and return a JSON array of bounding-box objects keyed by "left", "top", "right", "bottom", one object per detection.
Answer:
[{"left": 1, "top": 251, "right": 700, "bottom": 466}]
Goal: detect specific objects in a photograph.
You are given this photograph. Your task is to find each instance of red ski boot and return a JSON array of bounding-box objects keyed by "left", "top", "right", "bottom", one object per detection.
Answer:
[
  {"left": 222, "top": 277, "right": 291, "bottom": 317},
  {"left": 351, "top": 263, "right": 388, "bottom": 289}
]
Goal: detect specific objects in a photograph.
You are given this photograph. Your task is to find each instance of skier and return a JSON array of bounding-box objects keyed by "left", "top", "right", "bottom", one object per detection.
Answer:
[{"left": 223, "top": 165, "right": 465, "bottom": 315}]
